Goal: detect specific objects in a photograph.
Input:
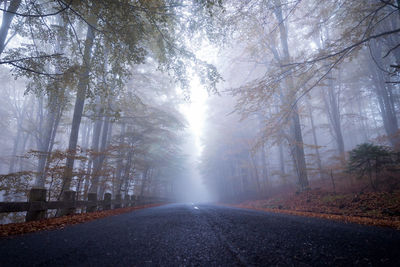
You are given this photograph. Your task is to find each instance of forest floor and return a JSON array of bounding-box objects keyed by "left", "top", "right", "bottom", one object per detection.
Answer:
[
  {"left": 234, "top": 189, "right": 400, "bottom": 229},
  {"left": 0, "top": 203, "right": 164, "bottom": 237}
]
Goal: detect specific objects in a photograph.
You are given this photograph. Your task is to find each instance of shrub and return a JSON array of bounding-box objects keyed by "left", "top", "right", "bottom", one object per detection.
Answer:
[{"left": 347, "top": 143, "right": 398, "bottom": 190}]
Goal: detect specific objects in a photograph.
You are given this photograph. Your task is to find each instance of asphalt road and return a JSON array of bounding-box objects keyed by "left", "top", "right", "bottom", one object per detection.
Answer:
[{"left": 1, "top": 203, "right": 400, "bottom": 266}]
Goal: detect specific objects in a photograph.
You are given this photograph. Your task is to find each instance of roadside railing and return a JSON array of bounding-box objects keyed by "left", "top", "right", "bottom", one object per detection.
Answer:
[{"left": 0, "top": 188, "right": 170, "bottom": 222}]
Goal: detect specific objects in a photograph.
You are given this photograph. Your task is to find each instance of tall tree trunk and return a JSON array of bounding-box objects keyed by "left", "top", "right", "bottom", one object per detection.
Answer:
[
  {"left": 35, "top": 102, "right": 55, "bottom": 187},
  {"left": 9, "top": 128, "right": 21, "bottom": 174},
  {"left": 278, "top": 141, "right": 286, "bottom": 176},
  {"left": 0, "top": 0, "right": 21, "bottom": 55},
  {"left": 274, "top": 0, "right": 309, "bottom": 190},
  {"left": 260, "top": 143, "right": 269, "bottom": 191},
  {"left": 61, "top": 23, "right": 96, "bottom": 193},
  {"left": 18, "top": 132, "right": 30, "bottom": 171},
  {"left": 42, "top": 104, "right": 63, "bottom": 186},
  {"left": 89, "top": 115, "right": 110, "bottom": 194},
  {"left": 75, "top": 119, "right": 90, "bottom": 200},
  {"left": 369, "top": 39, "right": 400, "bottom": 148},
  {"left": 356, "top": 94, "right": 370, "bottom": 141},
  {"left": 290, "top": 104, "right": 309, "bottom": 189},
  {"left": 307, "top": 99, "right": 323, "bottom": 179},
  {"left": 249, "top": 153, "right": 261, "bottom": 193},
  {"left": 35, "top": 87, "right": 65, "bottom": 187},
  {"left": 121, "top": 149, "right": 133, "bottom": 196},
  {"left": 115, "top": 122, "right": 126, "bottom": 195},
  {"left": 82, "top": 122, "right": 92, "bottom": 200},
  {"left": 318, "top": 25, "right": 346, "bottom": 162},
  {"left": 322, "top": 74, "right": 345, "bottom": 162},
  {"left": 85, "top": 110, "right": 102, "bottom": 194},
  {"left": 140, "top": 167, "right": 149, "bottom": 197},
  {"left": 257, "top": 115, "right": 269, "bottom": 191},
  {"left": 9, "top": 97, "right": 29, "bottom": 173}
]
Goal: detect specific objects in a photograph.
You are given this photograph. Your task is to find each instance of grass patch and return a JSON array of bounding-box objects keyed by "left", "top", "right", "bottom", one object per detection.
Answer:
[{"left": 321, "top": 194, "right": 347, "bottom": 203}]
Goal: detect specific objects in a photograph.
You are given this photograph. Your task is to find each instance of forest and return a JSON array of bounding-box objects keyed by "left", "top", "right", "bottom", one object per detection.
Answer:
[
  {"left": 201, "top": 0, "right": 400, "bottom": 204},
  {"left": 0, "top": 0, "right": 400, "bottom": 225}
]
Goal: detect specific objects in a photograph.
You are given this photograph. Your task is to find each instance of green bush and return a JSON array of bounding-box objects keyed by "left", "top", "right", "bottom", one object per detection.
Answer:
[{"left": 347, "top": 143, "right": 397, "bottom": 190}]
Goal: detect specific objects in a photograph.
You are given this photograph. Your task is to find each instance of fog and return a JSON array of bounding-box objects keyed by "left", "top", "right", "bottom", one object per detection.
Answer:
[{"left": 0, "top": 1, "right": 400, "bottom": 223}]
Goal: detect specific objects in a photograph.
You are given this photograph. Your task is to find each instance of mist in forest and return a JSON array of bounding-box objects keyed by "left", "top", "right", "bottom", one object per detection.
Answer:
[{"left": 1, "top": 0, "right": 400, "bottom": 224}]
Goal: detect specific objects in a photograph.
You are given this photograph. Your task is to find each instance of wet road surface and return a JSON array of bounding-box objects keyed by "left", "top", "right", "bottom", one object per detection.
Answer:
[{"left": 1, "top": 203, "right": 400, "bottom": 266}]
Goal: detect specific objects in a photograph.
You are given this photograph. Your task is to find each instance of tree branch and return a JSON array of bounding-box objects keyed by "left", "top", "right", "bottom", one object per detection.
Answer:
[
  {"left": 284, "top": 27, "right": 400, "bottom": 67},
  {"left": 0, "top": 0, "right": 72, "bottom": 18},
  {"left": 0, "top": 53, "right": 63, "bottom": 65}
]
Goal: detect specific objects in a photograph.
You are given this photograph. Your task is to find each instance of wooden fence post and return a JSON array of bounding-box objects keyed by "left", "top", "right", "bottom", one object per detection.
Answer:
[
  {"left": 59, "top": 190, "right": 76, "bottom": 216},
  {"left": 26, "top": 188, "right": 47, "bottom": 222},
  {"left": 87, "top": 193, "right": 97, "bottom": 212},
  {"left": 103, "top": 193, "right": 111, "bottom": 210},
  {"left": 115, "top": 194, "right": 122, "bottom": 209}
]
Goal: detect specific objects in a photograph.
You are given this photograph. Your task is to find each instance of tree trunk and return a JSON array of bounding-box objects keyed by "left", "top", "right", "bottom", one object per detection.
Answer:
[
  {"left": 89, "top": 115, "right": 110, "bottom": 194},
  {"left": 369, "top": 39, "right": 400, "bottom": 148},
  {"left": 115, "top": 122, "right": 126, "bottom": 195},
  {"left": 356, "top": 94, "right": 370, "bottom": 142},
  {"left": 140, "top": 167, "right": 150, "bottom": 197},
  {"left": 274, "top": 0, "right": 309, "bottom": 190},
  {"left": 307, "top": 99, "right": 323, "bottom": 179},
  {"left": 35, "top": 105, "right": 54, "bottom": 187},
  {"left": 9, "top": 97, "right": 29, "bottom": 173},
  {"left": 260, "top": 142, "right": 269, "bottom": 191},
  {"left": 318, "top": 25, "right": 346, "bottom": 162},
  {"left": 87, "top": 107, "right": 103, "bottom": 190},
  {"left": 82, "top": 121, "right": 92, "bottom": 200},
  {"left": 249, "top": 153, "right": 261, "bottom": 193},
  {"left": 278, "top": 141, "right": 286, "bottom": 176},
  {"left": 121, "top": 149, "right": 133, "bottom": 196},
  {"left": 35, "top": 90, "right": 64, "bottom": 187},
  {"left": 0, "top": 0, "right": 21, "bottom": 55},
  {"left": 18, "top": 132, "right": 30, "bottom": 171},
  {"left": 290, "top": 104, "right": 309, "bottom": 189},
  {"left": 329, "top": 76, "right": 345, "bottom": 160},
  {"left": 61, "top": 23, "right": 96, "bottom": 193},
  {"left": 9, "top": 128, "right": 21, "bottom": 174},
  {"left": 322, "top": 75, "right": 345, "bottom": 162}
]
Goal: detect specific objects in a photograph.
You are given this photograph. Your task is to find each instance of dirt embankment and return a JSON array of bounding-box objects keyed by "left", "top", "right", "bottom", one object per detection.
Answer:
[{"left": 234, "top": 189, "right": 400, "bottom": 229}]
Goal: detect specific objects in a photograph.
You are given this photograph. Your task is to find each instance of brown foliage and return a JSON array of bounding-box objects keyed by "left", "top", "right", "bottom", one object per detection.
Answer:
[
  {"left": 0, "top": 203, "right": 164, "bottom": 238},
  {"left": 233, "top": 189, "right": 400, "bottom": 230}
]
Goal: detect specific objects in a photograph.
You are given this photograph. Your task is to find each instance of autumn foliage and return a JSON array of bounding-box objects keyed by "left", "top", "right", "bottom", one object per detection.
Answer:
[
  {"left": 0, "top": 203, "right": 164, "bottom": 238},
  {"left": 235, "top": 189, "right": 400, "bottom": 229}
]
